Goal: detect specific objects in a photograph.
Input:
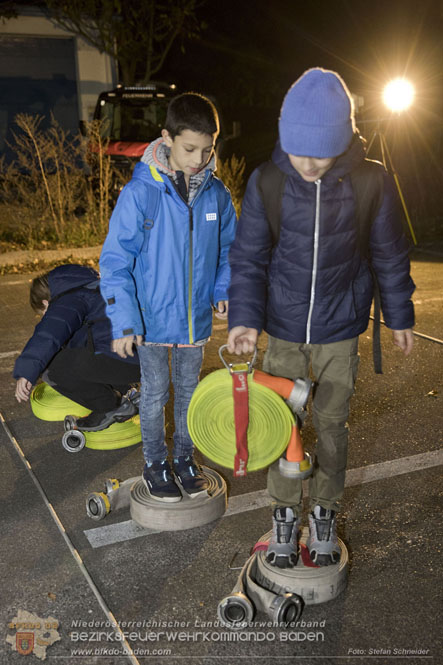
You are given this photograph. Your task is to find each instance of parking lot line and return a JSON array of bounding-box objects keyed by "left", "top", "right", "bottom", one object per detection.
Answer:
[{"left": 84, "top": 447, "right": 443, "bottom": 548}]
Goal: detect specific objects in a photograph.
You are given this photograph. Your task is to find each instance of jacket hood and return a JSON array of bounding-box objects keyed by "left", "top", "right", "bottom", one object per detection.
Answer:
[
  {"left": 272, "top": 132, "right": 366, "bottom": 182},
  {"left": 140, "top": 136, "right": 216, "bottom": 178},
  {"left": 131, "top": 160, "right": 165, "bottom": 187},
  {"left": 48, "top": 265, "right": 99, "bottom": 299}
]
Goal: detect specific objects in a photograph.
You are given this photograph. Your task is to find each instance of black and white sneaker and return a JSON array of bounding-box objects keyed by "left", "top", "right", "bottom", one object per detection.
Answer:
[
  {"left": 76, "top": 391, "right": 140, "bottom": 431},
  {"left": 173, "top": 455, "right": 209, "bottom": 498},
  {"left": 307, "top": 505, "right": 341, "bottom": 566},
  {"left": 266, "top": 506, "right": 300, "bottom": 568},
  {"left": 142, "top": 460, "right": 182, "bottom": 503}
]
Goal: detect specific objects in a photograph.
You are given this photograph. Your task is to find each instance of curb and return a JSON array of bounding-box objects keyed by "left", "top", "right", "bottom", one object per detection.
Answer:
[{"left": 0, "top": 245, "right": 102, "bottom": 268}]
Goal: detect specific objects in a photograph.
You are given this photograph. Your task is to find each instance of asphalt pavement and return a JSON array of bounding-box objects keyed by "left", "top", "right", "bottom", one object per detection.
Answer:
[{"left": 0, "top": 248, "right": 441, "bottom": 665}]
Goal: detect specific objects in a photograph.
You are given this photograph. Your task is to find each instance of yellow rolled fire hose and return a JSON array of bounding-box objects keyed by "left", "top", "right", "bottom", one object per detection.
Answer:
[
  {"left": 30, "top": 383, "right": 141, "bottom": 450},
  {"left": 187, "top": 368, "right": 294, "bottom": 472}
]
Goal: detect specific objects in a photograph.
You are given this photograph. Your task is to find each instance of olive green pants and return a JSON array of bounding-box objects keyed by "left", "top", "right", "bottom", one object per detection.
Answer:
[{"left": 264, "top": 335, "right": 360, "bottom": 515}]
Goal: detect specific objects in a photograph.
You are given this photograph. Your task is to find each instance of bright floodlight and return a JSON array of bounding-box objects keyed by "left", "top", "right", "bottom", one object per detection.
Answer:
[{"left": 383, "top": 78, "right": 415, "bottom": 112}]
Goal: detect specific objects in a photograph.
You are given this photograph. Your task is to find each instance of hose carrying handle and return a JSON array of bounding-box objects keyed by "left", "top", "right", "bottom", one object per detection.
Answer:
[{"left": 218, "top": 344, "right": 257, "bottom": 374}]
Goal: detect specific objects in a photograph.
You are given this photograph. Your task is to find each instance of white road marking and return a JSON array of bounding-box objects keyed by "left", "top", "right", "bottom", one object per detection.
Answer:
[
  {"left": 84, "top": 447, "right": 443, "bottom": 548},
  {"left": 0, "top": 412, "right": 141, "bottom": 665},
  {"left": 0, "top": 350, "right": 20, "bottom": 359},
  {"left": 2, "top": 280, "right": 32, "bottom": 286},
  {"left": 414, "top": 297, "right": 443, "bottom": 304}
]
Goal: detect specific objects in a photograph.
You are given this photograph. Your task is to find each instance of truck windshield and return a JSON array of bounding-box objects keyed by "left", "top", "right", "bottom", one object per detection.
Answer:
[{"left": 97, "top": 96, "right": 170, "bottom": 142}]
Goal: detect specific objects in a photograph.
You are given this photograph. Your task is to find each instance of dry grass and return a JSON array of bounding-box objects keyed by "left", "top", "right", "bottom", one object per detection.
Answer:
[
  {"left": 0, "top": 114, "right": 116, "bottom": 250},
  {"left": 217, "top": 154, "right": 246, "bottom": 218},
  {"left": 0, "top": 114, "right": 246, "bottom": 256}
]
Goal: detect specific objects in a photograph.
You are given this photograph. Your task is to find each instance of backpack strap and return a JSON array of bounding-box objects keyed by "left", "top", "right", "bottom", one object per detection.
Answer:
[
  {"left": 142, "top": 177, "right": 161, "bottom": 231},
  {"left": 350, "top": 158, "right": 385, "bottom": 374},
  {"left": 256, "top": 161, "right": 287, "bottom": 246},
  {"left": 350, "top": 159, "right": 385, "bottom": 258}
]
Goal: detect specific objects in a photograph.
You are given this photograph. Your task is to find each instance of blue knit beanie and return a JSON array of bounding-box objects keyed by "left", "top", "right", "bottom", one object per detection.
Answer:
[{"left": 279, "top": 68, "right": 355, "bottom": 158}]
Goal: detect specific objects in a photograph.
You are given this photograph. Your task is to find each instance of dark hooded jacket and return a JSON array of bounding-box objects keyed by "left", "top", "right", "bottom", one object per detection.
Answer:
[
  {"left": 13, "top": 264, "right": 138, "bottom": 385},
  {"left": 228, "top": 135, "right": 415, "bottom": 344}
]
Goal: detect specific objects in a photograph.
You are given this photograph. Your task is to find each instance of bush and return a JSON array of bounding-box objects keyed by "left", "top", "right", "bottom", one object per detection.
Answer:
[
  {"left": 0, "top": 114, "right": 116, "bottom": 249},
  {"left": 0, "top": 116, "right": 247, "bottom": 250},
  {"left": 217, "top": 154, "right": 246, "bottom": 218}
]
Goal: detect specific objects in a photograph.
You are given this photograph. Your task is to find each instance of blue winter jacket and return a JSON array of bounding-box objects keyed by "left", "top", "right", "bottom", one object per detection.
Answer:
[
  {"left": 228, "top": 136, "right": 415, "bottom": 343},
  {"left": 13, "top": 264, "right": 137, "bottom": 385},
  {"left": 99, "top": 162, "right": 237, "bottom": 344}
]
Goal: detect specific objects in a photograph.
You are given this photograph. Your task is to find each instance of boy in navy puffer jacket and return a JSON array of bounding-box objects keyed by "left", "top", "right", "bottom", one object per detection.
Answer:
[
  {"left": 14, "top": 264, "right": 140, "bottom": 428},
  {"left": 227, "top": 68, "right": 415, "bottom": 568},
  {"left": 100, "top": 93, "right": 237, "bottom": 503}
]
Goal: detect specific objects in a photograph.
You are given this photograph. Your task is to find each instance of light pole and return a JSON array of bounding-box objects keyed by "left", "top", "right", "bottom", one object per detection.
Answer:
[{"left": 366, "top": 78, "right": 417, "bottom": 245}]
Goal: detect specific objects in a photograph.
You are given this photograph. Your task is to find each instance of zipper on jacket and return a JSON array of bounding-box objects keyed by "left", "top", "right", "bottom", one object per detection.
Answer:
[
  {"left": 306, "top": 180, "right": 321, "bottom": 343},
  {"left": 187, "top": 207, "right": 194, "bottom": 343},
  {"left": 186, "top": 171, "right": 211, "bottom": 344}
]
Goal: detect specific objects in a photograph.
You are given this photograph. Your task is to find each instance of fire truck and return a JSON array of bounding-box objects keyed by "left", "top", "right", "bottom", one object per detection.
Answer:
[
  {"left": 83, "top": 81, "right": 240, "bottom": 195},
  {"left": 87, "top": 81, "right": 177, "bottom": 177}
]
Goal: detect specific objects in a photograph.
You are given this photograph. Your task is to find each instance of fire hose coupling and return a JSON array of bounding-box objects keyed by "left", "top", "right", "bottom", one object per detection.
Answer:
[
  {"left": 279, "top": 451, "right": 313, "bottom": 480},
  {"left": 252, "top": 369, "right": 312, "bottom": 416},
  {"left": 286, "top": 377, "right": 313, "bottom": 417},
  {"left": 279, "top": 423, "right": 313, "bottom": 480},
  {"left": 217, "top": 554, "right": 303, "bottom": 629}
]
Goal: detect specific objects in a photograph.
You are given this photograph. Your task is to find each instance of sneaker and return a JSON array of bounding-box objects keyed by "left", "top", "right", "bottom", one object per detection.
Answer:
[
  {"left": 125, "top": 388, "right": 141, "bottom": 408},
  {"left": 76, "top": 394, "right": 139, "bottom": 431},
  {"left": 75, "top": 410, "right": 108, "bottom": 430},
  {"left": 142, "top": 460, "right": 182, "bottom": 503},
  {"left": 266, "top": 506, "right": 299, "bottom": 568},
  {"left": 307, "top": 505, "right": 341, "bottom": 566},
  {"left": 173, "top": 455, "right": 209, "bottom": 498}
]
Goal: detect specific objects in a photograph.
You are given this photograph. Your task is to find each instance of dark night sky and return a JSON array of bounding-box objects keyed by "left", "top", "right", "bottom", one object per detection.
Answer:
[
  {"left": 163, "top": 0, "right": 443, "bottom": 223},
  {"left": 165, "top": 0, "right": 442, "bottom": 114}
]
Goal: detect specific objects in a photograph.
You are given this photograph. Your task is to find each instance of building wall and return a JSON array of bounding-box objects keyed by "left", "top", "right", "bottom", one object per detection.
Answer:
[{"left": 0, "top": 10, "right": 116, "bottom": 155}]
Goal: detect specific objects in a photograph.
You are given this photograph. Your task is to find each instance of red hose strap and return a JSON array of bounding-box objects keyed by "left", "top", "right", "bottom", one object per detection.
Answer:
[{"left": 232, "top": 369, "right": 249, "bottom": 477}]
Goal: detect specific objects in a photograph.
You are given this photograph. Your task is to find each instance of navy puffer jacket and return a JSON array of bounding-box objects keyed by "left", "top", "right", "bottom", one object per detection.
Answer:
[
  {"left": 228, "top": 135, "right": 415, "bottom": 343},
  {"left": 13, "top": 264, "right": 138, "bottom": 385}
]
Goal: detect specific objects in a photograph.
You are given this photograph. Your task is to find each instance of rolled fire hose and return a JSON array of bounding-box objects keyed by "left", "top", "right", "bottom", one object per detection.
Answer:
[
  {"left": 254, "top": 529, "right": 349, "bottom": 606},
  {"left": 31, "top": 383, "right": 141, "bottom": 451},
  {"left": 188, "top": 346, "right": 312, "bottom": 476},
  {"left": 188, "top": 368, "right": 293, "bottom": 472},
  {"left": 130, "top": 467, "right": 227, "bottom": 530},
  {"left": 218, "top": 528, "right": 349, "bottom": 628},
  {"left": 87, "top": 468, "right": 228, "bottom": 531}
]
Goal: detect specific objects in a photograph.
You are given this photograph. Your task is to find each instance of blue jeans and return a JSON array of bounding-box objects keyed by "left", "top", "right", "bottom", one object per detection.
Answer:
[{"left": 138, "top": 344, "right": 204, "bottom": 463}]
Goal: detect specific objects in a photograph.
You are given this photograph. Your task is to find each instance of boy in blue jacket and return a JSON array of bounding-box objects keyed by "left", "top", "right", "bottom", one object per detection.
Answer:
[
  {"left": 100, "top": 93, "right": 237, "bottom": 502},
  {"left": 14, "top": 264, "right": 140, "bottom": 427},
  {"left": 227, "top": 69, "right": 415, "bottom": 567}
]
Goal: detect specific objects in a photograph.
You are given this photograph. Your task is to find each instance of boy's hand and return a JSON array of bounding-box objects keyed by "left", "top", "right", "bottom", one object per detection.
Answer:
[
  {"left": 15, "top": 378, "right": 32, "bottom": 403},
  {"left": 112, "top": 335, "right": 143, "bottom": 358},
  {"left": 392, "top": 329, "right": 414, "bottom": 356},
  {"left": 215, "top": 301, "right": 229, "bottom": 320},
  {"left": 227, "top": 326, "right": 258, "bottom": 355}
]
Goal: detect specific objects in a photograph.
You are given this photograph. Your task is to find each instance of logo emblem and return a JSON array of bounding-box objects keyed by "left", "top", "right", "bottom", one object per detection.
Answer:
[
  {"left": 16, "top": 632, "right": 34, "bottom": 655},
  {"left": 235, "top": 373, "right": 248, "bottom": 392},
  {"left": 7, "top": 610, "right": 60, "bottom": 660},
  {"left": 206, "top": 213, "right": 217, "bottom": 221}
]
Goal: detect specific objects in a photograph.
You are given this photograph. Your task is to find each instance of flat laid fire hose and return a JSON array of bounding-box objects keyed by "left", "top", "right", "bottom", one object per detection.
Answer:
[{"left": 188, "top": 345, "right": 312, "bottom": 477}]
